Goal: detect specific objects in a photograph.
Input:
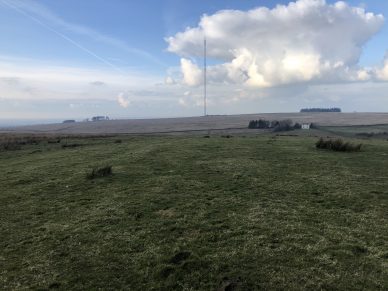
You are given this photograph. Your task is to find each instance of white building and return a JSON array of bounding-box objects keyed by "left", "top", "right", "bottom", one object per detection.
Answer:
[{"left": 301, "top": 123, "right": 311, "bottom": 130}]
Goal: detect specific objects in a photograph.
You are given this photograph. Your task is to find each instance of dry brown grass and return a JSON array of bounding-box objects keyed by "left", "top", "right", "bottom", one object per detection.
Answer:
[
  {"left": 2, "top": 113, "right": 388, "bottom": 135},
  {"left": 0, "top": 133, "right": 116, "bottom": 151}
]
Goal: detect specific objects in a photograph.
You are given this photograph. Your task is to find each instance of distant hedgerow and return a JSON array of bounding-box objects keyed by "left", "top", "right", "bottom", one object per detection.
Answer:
[
  {"left": 86, "top": 165, "right": 113, "bottom": 179},
  {"left": 315, "top": 138, "right": 362, "bottom": 152}
]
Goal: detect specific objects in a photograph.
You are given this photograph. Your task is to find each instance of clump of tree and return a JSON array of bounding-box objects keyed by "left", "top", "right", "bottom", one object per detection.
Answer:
[
  {"left": 300, "top": 108, "right": 341, "bottom": 112},
  {"left": 272, "top": 119, "right": 295, "bottom": 132},
  {"left": 248, "top": 119, "right": 302, "bottom": 132},
  {"left": 248, "top": 119, "right": 271, "bottom": 129},
  {"left": 315, "top": 138, "right": 362, "bottom": 152},
  {"left": 293, "top": 122, "right": 302, "bottom": 129}
]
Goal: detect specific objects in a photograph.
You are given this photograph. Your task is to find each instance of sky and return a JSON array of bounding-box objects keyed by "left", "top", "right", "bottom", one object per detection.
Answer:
[{"left": 1, "top": 0, "right": 388, "bottom": 124}]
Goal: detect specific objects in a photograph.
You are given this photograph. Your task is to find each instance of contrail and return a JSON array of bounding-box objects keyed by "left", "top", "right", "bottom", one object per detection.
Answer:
[{"left": 1, "top": 0, "right": 127, "bottom": 75}]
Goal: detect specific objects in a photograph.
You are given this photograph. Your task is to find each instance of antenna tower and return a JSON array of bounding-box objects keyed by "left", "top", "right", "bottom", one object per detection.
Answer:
[{"left": 204, "top": 37, "right": 207, "bottom": 116}]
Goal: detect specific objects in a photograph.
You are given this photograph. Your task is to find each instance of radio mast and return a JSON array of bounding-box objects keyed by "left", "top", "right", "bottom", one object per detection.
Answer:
[{"left": 204, "top": 37, "right": 207, "bottom": 116}]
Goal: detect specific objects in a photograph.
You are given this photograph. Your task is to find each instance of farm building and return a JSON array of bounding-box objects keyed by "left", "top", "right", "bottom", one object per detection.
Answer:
[{"left": 301, "top": 123, "right": 311, "bottom": 129}]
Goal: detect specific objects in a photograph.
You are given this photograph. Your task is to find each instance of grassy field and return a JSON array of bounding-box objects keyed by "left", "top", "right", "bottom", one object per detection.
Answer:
[
  {"left": 320, "top": 124, "right": 388, "bottom": 139},
  {"left": 1, "top": 133, "right": 388, "bottom": 290},
  {"left": 4, "top": 112, "right": 388, "bottom": 135}
]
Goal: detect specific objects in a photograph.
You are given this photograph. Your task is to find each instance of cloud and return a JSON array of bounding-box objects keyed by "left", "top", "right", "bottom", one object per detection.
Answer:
[
  {"left": 0, "top": 77, "right": 20, "bottom": 86},
  {"left": 177, "top": 93, "right": 204, "bottom": 108},
  {"left": 90, "top": 81, "right": 105, "bottom": 86},
  {"left": 164, "top": 76, "right": 176, "bottom": 85},
  {"left": 166, "top": 0, "right": 384, "bottom": 87},
  {"left": 117, "top": 92, "right": 131, "bottom": 108},
  {"left": 0, "top": 56, "right": 164, "bottom": 101},
  {"left": 376, "top": 53, "right": 388, "bottom": 81},
  {"left": 180, "top": 58, "right": 202, "bottom": 86}
]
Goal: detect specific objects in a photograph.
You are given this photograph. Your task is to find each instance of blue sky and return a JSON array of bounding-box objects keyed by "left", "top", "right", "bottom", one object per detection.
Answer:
[
  {"left": 1, "top": 0, "right": 388, "bottom": 123},
  {"left": 0, "top": 0, "right": 290, "bottom": 72}
]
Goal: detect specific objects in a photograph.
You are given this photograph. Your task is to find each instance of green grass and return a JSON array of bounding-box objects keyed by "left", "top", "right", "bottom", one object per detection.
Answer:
[{"left": 1, "top": 135, "right": 388, "bottom": 290}]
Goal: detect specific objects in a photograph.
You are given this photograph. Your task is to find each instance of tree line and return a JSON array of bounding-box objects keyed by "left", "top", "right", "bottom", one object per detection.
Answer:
[
  {"left": 300, "top": 108, "right": 341, "bottom": 112},
  {"left": 248, "top": 119, "right": 302, "bottom": 131}
]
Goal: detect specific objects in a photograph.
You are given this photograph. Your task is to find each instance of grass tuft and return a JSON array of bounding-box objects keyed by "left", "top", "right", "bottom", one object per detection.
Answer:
[
  {"left": 62, "top": 143, "right": 82, "bottom": 148},
  {"left": 316, "top": 138, "right": 362, "bottom": 152},
  {"left": 169, "top": 251, "right": 191, "bottom": 265},
  {"left": 86, "top": 165, "right": 113, "bottom": 179}
]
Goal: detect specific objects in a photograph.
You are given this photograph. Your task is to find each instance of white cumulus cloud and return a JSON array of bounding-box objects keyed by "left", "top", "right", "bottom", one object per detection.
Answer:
[
  {"left": 117, "top": 92, "right": 131, "bottom": 108},
  {"left": 376, "top": 53, "right": 388, "bottom": 81},
  {"left": 166, "top": 0, "right": 384, "bottom": 87},
  {"left": 180, "top": 58, "right": 203, "bottom": 86},
  {"left": 164, "top": 76, "right": 176, "bottom": 85}
]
